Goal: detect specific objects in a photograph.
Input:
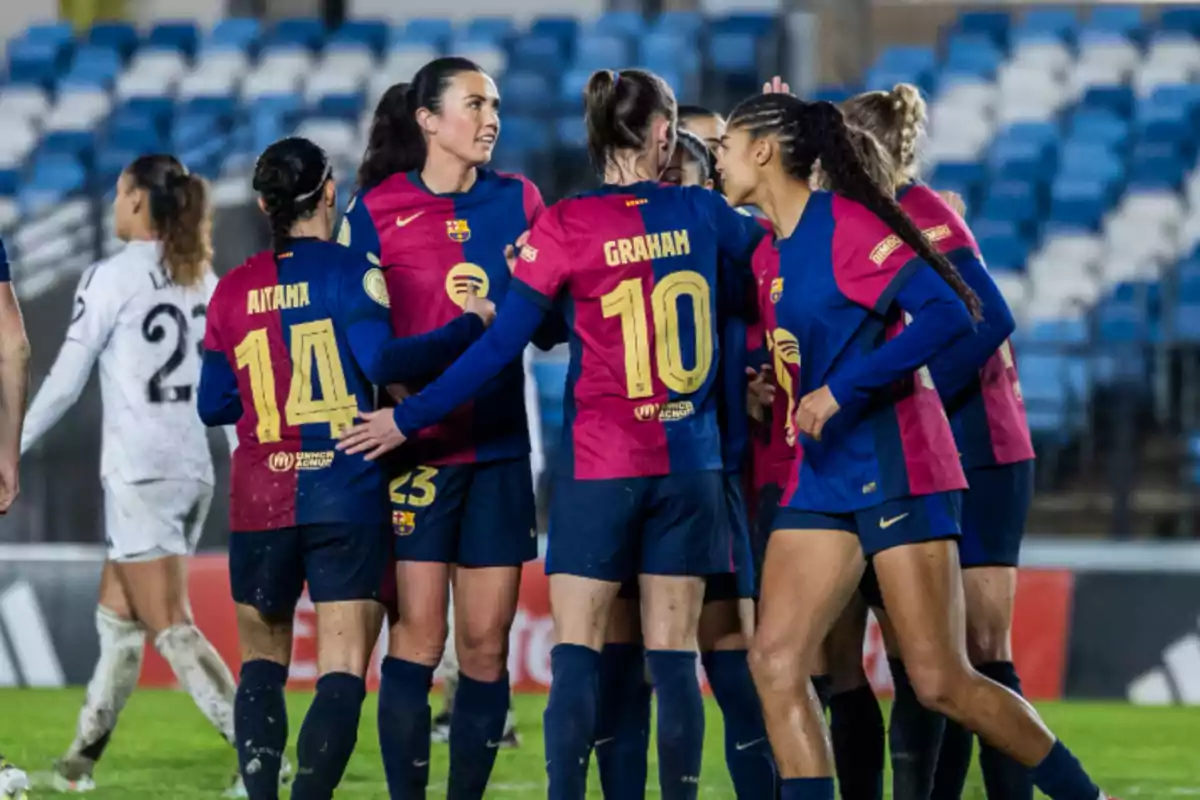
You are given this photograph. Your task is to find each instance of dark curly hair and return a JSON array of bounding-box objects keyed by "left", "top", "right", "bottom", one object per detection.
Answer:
[
  {"left": 358, "top": 57, "right": 484, "bottom": 188},
  {"left": 252, "top": 137, "right": 332, "bottom": 253},
  {"left": 727, "top": 94, "right": 981, "bottom": 319},
  {"left": 124, "top": 155, "right": 211, "bottom": 287}
]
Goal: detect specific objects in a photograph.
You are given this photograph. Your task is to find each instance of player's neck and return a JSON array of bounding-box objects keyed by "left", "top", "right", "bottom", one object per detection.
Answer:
[
  {"left": 755, "top": 177, "right": 811, "bottom": 240},
  {"left": 419, "top": 152, "right": 478, "bottom": 195},
  {"left": 603, "top": 153, "right": 658, "bottom": 185},
  {"left": 288, "top": 219, "right": 327, "bottom": 241}
]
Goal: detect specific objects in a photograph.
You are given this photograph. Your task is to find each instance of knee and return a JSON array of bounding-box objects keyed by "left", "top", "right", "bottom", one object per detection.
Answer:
[
  {"left": 965, "top": 618, "right": 1012, "bottom": 665},
  {"left": 904, "top": 658, "right": 972, "bottom": 716},
  {"left": 390, "top": 613, "right": 448, "bottom": 666},
  {"left": 748, "top": 634, "right": 804, "bottom": 696},
  {"left": 456, "top": 620, "right": 509, "bottom": 680}
]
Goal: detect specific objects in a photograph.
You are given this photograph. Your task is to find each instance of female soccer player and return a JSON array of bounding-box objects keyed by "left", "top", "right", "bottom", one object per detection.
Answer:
[
  {"left": 0, "top": 237, "right": 28, "bottom": 515},
  {"left": 198, "top": 136, "right": 494, "bottom": 800},
  {"left": 337, "top": 57, "right": 547, "bottom": 798},
  {"left": 718, "top": 92, "right": 1115, "bottom": 800},
  {"left": 20, "top": 156, "right": 241, "bottom": 792},
  {"left": 843, "top": 84, "right": 1036, "bottom": 800},
  {"left": 341, "top": 67, "right": 767, "bottom": 800}
]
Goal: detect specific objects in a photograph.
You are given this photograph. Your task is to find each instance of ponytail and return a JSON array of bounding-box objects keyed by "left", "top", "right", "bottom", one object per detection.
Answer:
[
  {"left": 727, "top": 95, "right": 981, "bottom": 320},
  {"left": 253, "top": 136, "right": 333, "bottom": 253},
  {"left": 358, "top": 57, "right": 485, "bottom": 189},
  {"left": 583, "top": 68, "right": 676, "bottom": 177},
  {"left": 125, "top": 155, "right": 211, "bottom": 288}
]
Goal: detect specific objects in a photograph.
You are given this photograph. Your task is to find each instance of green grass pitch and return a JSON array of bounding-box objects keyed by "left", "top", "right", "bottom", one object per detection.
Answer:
[{"left": 3, "top": 689, "right": 1198, "bottom": 797}]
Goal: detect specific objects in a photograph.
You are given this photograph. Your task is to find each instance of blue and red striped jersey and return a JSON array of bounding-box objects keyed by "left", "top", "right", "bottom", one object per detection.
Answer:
[
  {"left": 899, "top": 185, "right": 1035, "bottom": 468},
  {"left": 774, "top": 192, "right": 967, "bottom": 512},
  {"left": 338, "top": 168, "right": 543, "bottom": 465},
  {"left": 202, "top": 240, "right": 390, "bottom": 531},
  {"left": 513, "top": 181, "right": 765, "bottom": 480}
]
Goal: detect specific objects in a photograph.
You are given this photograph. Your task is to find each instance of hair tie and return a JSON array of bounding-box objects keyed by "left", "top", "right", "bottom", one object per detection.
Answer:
[
  {"left": 610, "top": 69, "right": 620, "bottom": 87},
  {"left": 293, "top": 158, "right": 332, "bottom": 202}
]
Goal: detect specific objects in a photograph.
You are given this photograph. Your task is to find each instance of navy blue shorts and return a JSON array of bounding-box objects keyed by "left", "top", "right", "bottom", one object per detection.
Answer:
[
  {"left": 548, "top": 470, "right": 726, "bottom": 582},
  {"left": 773, "top": 491, "right": 963, "bottom": 557},
  {"left": 960, "top": 461, "right": 1033, "bottom": 568},
  {"left": 389, "top": 457, "right": 538, "bottom": 567},
  {"left": 229, "top": 523, "right": 391, "bottom": 618},
  {"left": 704, "top": 473, "right": 756, "bottom": 602},
  {"left": 752, "top": 482, "right": 783, "bottom": 592}
]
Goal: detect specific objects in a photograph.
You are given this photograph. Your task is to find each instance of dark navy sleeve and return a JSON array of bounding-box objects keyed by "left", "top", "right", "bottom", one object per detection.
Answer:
[
  {"left": 925, "top": 251, "right": 1016, "bottom": 402},
  {"left": 0, "top": 238, "right": 9, "bottom": 283},
  {"left": 532, "top": 310, "right": 569, "bottom": 350},
  {"left": 697, "top": 189, "right": 767, "bottom": 265},
  {"left": 336, "top": 193, "right": 382, "bottom": 264},
  {"left": 392, "top": 290, "right": 547, "bottom": 436},
  {"left": 825, "top": 264, "right": 974, "bottom": 410},
  {"left": 197, "top": 349, "right": 242, "bottom": 426}
]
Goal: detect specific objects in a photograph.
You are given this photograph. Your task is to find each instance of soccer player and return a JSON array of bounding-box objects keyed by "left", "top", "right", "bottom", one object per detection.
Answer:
[
  {"left": 718, "top": 92, "right": 1116, "bottom": 800},
  {"left": 337, "top": 58, "right": 549, "bottom": 798},
  {"left": 0, "top": 237, "right": 29, "bottom": 515},
  {"left": 0, "top": 755, "right": 28, "bottom": 800},
  {"left": 843, "top": 84, "right": 1036, "bottom": 800},
  {"left": 198, "top": 136, "right": 495, "bottom": 800},
  {"left": 20, "top": 156, "right": 241, "bottom": 792},
  {"left": 340, "top": 67, "right": 768, "bottom": 800}
]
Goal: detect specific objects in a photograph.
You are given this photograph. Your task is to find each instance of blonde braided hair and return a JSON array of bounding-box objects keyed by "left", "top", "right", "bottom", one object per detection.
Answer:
[{"left": 841, "top": 83, "right": 928, "bottom": 186}]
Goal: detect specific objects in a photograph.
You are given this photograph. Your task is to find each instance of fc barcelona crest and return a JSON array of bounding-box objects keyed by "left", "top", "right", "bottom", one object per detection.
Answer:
[
  {"left": 394, "top": 510, "right": 417, "bottom": 536},
  {"left": 770, "top": 277, "right": 784, "bottom": 304},
  {"left": 446, "top": 219, "right": 471, "bottom": 243}
]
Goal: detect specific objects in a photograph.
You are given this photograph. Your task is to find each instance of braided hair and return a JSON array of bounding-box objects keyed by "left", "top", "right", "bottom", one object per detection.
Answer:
[
  {"left": 252, "top": 137, "right": 333, "bottom": 254},
  {"left": 841, "top": 84, "right": 928, "bottom": 185},
  {"left": 673, "top": 129, "right": 714, "bottom": 184},
  {"left": 727, "top": 94, "right": 981, "bottom": 319},
  {"left": 124, "top": 155, "right": 211, "bottom": 287}
]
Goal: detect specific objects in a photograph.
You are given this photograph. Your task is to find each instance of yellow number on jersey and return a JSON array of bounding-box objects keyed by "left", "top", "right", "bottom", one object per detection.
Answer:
[
  {"left": 389, "top": 466, "right": 439, "bottom": 507},
  {"left": 234, "top": 320, "right": 359, "bottom": 443},
  {"left": 601, "top": 271, "right": 713, "bottom": 399}
]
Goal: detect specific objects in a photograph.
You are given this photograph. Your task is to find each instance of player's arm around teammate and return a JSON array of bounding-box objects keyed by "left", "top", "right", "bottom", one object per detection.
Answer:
[
  {"left": 0, "top": 238, "right": 29, "bottom": 513},
  {"left": 719, "top": 93, "right": 1115, "bottom": 800}
]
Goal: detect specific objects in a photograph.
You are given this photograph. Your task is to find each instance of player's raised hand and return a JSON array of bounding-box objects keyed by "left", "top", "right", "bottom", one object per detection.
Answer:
[
  {"left": 763, "top": 76, "right": 792, "bottom": 95},
  {"left": 938, "top": 189, "right": 967, "bottom": 217},
  {"left": 504, "top": 230, "right": 532, "bottom": 274},
  {"left": 795, "top": 385, "right": 840, "bottom": 442},
  {"left": 337, "top": 409, "right": 407, "bottom": 460},
  {"left": 463, "top": 286, "right": 497, "bottom": 327},
  {"left": 746, "top": 364, "right": 776, "bottom": 422},
  {"left": 0, "top": 456, "right": 19, "bottom": 514}
]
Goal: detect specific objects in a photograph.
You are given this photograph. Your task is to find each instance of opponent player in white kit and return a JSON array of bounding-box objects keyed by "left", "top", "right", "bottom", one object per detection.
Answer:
[
  {"left": 19, "top": 156, "right": 248, "bottom": 793},
  {"left": 0, "top": 236, "right": 32, "bottom": 798}
]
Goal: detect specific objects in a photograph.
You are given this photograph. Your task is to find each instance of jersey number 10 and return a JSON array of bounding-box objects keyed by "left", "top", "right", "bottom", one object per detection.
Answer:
[
  {"left": 233, "top": 319, "right": 360, "bottom": 442},
  {"left": 601, "top": 271, "right": 713, "bottom": 399}
]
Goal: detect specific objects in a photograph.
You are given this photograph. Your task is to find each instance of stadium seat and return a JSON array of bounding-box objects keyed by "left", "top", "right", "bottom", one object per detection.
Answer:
[
  {"left": 501, "top": 72, "right": 554, "bottom": 116},
  {"left": 270, "top": 18, "right": 325, "bottom": 50}
]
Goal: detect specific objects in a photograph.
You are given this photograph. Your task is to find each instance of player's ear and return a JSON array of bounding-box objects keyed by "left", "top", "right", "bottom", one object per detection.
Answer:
[
  {"left": 323, "top": 179, "right": 336, "bottom": 209},
  {"left": 752, "top": 136, "right": 774, "bottom": 168},
  {"left": 415, "top": 106, "right": 437, "bottom": 137},
  {"left": 256, "top": 196, "right": 269, "bottom": 216}
]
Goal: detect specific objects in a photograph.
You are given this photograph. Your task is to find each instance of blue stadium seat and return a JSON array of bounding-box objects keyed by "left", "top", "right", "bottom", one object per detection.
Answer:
[
  {"left": 639, "top": 32, "right": 699, "bottom": 75},
  {"left": 40, "top": 130, "right": 96, "bottom": 165},
  {"left": 555, "top": 115, "right": 587, "bottom": 150},
  {"left": 21, "top": 154, "right": 86, "bottom": 209},
  {"left": 1081, "top": 85, "right": 1135, "bottom": 117},
  {"left": 172, "top": 112, "right": 225, "bottom": 151},
  {"left": 0, "top": 168, "right": 21, "bottom": 197},
  {"left": 22, "top": 22, "right": 74, "bottom": 46},
  {"left": 873, "top": 45, "right": 938, "bottom": 74},
  {"left": 1097, "top": 281, "right": 1157, "bottom": 343},
  {"left": 999, "top": 120, "right": 1061, "bottom": 146},
  {"left": 592, "top": 11, "right": 646, "bottom": 38},
  {"left": 931, "top": 160, "right": 986, "bottom": 187},
  {"left": 147, "top": 21, "right": 200, "bottom": 56},
  {"left": 529, "top": 16, "right": 579, "bottom": 52},
  {"left": 865, "top": 67, "right": 930, "bottom": 93},
  {"left": 1059, "top": 142, "right": 1124, "bottom": 182},
  {"left": 1030, "top": 317, "right": 1089, "bottom": 344},
  {"left": 464, "top": 16, "right": 515, "bottom": 44},
  {"left": 1048, "top": 178, "right": 1109, "bottom": 230},
  {"left": 61, "top": 45, "right": 123, "bottom": 88},
  {"left": 956, "top": 10, "right": 1011, "bottom": 46},
  {"left": 207, "top": 18, "right": 261, "bottom": 50},
  {"left": 574, "top": 34, "right": 631, "bottom": 72},
  {"left": 1160, "top": 7, "right": 1200, "bottom": 35},
  {"left": 710, "top": 12, "right": 774, "bottom": 37},
  {"left": 509, "top": 35, "right": 565, "bottom": 74},
  {"left": 980, "top": 180, "right": 1041, "bottom": 225},
  {"left": 497, "top": 116, "right": 552, "bottom": 154},
  {"left": 270, "top": 18, "right": 324, "bottom": 50},
  {"left": 88, "top": 21, "right": 138, "bottom": 58},
  {"left": 944, "top": 35, "right": 1003, "bottom": 76},
  {"left": 650, "top": 11, "right": 706, "bottom": 38},
  {"left": 500, "top": 71, "right": 554, "bottom": 116},
  {"left": 558, "top": 69, "right": 591, "bottom": 112},
  {"left": 182, "top": 92, "right": 239, "bottom": 119},
  {"left": 1088, "top": 5, "right": 1143, "bottom": 34},
  {"left": 1017, "top": 8, "right": 1080, "bottom": 40},
  {"left": 976, "top": 232, "right": 1030, "bottom": 272},
  {"left": 1135, "top": 102, "right": 1193, "bottom": 145},
  {"left": 707, "top": 32, "right": 760, "bottom": 78},
  {"left": 813, "top": 86, "right": 854, "bottom": 104},
  {"left": 7, "top": 39, "right": 71, "bottom": 85},
  {"left": 989, "top": 139, "right": 1055, "bottom": 181},
  {"left": 330, "top": 18, "right": 388, "bottom": 52},
  {"left": 315, "top": 93, "right": 364, "bottom": 121},
  {"left": 404, "top": 18, "right": 454, "bottom": 48},
  {"left": 1069, "top": 109, "right": 1131, "bottom": 149}
]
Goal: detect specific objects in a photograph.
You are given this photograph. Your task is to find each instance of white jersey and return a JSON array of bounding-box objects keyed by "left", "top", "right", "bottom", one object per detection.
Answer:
[{"left": 22, "top": 240, "right": 219, "bottom": 484}]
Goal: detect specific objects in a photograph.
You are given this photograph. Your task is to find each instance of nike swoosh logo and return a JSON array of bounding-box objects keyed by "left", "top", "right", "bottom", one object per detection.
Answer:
[
  {"left": 413, "top": 760, "right": 429, "bottom": 767},
  {"left": 734, "top": 738, "right": 764, "bottom": 751},
  {"left": 396, "top": 212, "right": 424, "bottom": 227},
  {"left": 879, "top": 513, "right": 910, "bottom": 529},
  {"left": 594, "top": 737, "right": 615, "bottom": 747},
  {"left": 486, "top": 740, "right": 502, "bottom": 749}
]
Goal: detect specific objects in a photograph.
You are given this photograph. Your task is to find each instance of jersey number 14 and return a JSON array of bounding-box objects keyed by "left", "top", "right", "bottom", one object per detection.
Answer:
[
  {"left": 233, "top": 319, "right": 359, "bottom": 442},
  {"left": 601, "top": 271, "right": 713, "bottom": 399}
]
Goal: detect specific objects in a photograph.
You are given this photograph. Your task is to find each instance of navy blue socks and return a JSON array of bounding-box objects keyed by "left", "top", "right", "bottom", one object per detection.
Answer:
[
  {"left": 828, "top": 684, "right": 884, "bottom": 800},
  {"left": 888, "top": 658, "right": 945, "bottom": 800},
  {"left": 235, "top": 659, "right": 289, "bottom": 800},
  {"left": 447, "top": 671, "right": 511, "bottom": 800},
  {"left": 780, "top": 777, "right": 836, "bottom": 799},
  {"left": 1031, "top": 739, "right": 1101, "bottom": 800},
  {"left": 378, "top": 656, "right": 434, "bottom": 799},
  {"left": 595, "top": 643, "right": 651, "bottom": 799},
  {"left": 292, "top": 672, "right": 366, "bottom": 800},
  {"left": 544, "top": 644, "right": 600, "bottom": 800},
  {"left": 646, "top": 650, "right": 704, "bottom": 800},
  {"left": 702, "top": 650, "right": 776, "bottom": 799}
]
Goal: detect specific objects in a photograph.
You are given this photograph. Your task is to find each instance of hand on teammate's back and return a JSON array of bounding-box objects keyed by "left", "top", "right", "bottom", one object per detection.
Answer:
[
  {"left": 503, "top": 230, "right": 532, "bottom": 275},
  {"left": 0, "top": 456, "right": 18, "bottom": 513},
  {"left": 746, "top": 365, "right": 776, "bottom": 423},
  {"left": 938, "top": 190, "right": 967, "bottom": 216},
  {"left": 794, "top": 385, "right": 841, "bottom": 442},
  {"left": 463, "top": 288, "right": 497, "bottom": 327},
  {"left": 338, "top": 409, "right": 407, "bottom": 461}
]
